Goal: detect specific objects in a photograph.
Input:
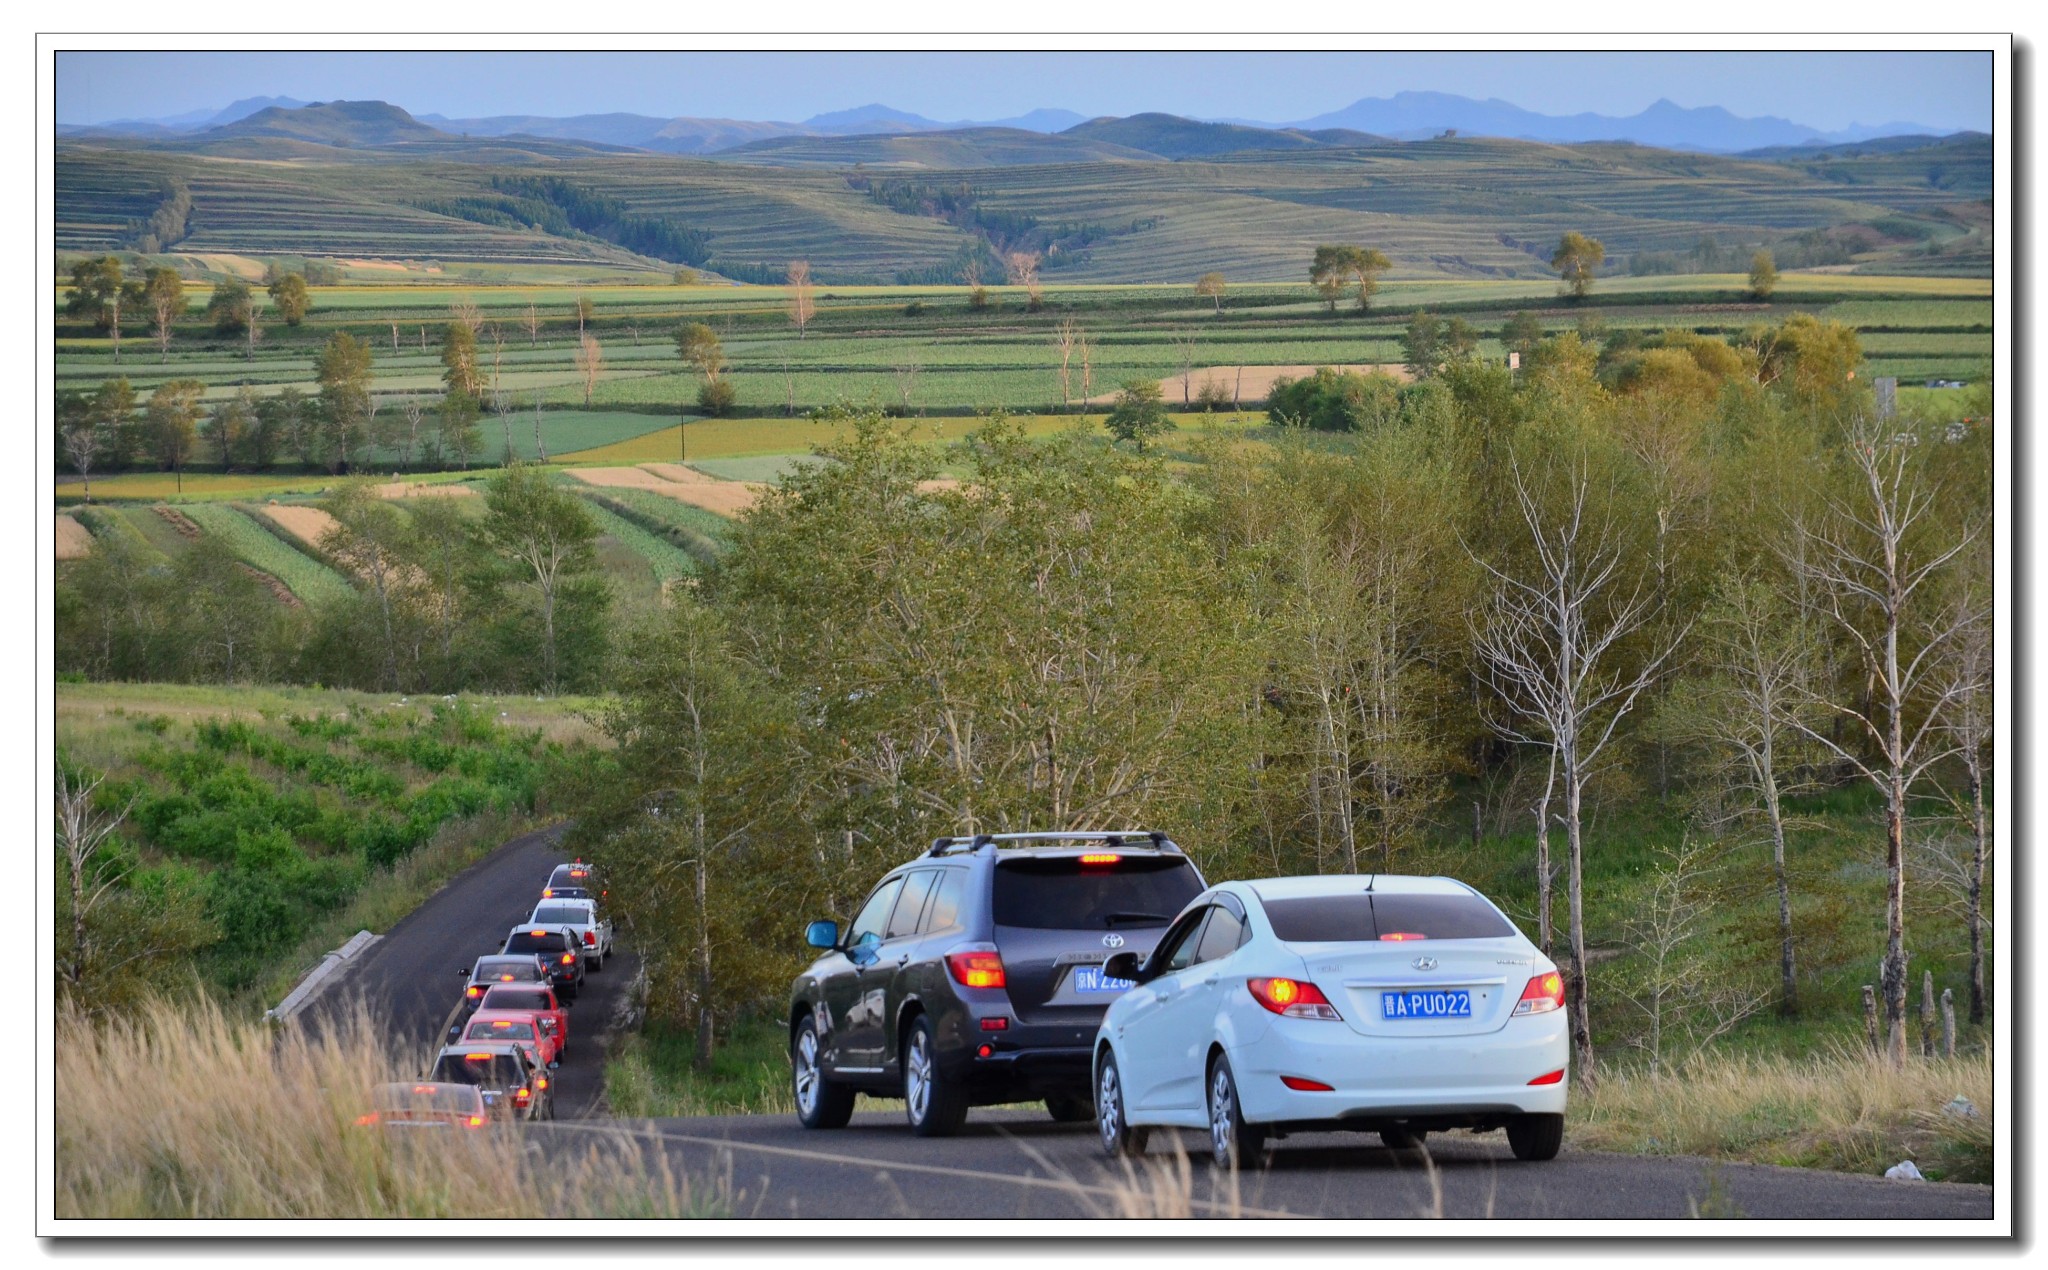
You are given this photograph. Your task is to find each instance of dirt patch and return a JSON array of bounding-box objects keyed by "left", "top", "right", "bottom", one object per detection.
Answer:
[
  {"left": 256, "top": 505, "right": 341, "bottom": 551},
  {"left": 1085, "top": 364, "right": 1413, "bottom": 406},
  {"left": 338, "top": 258, "right": 441, "bottom": 274},
  {"left": 55, "top": 514, "right": 94, "bottom": 560},
  {"left": 917, "top": 479, "right": 963, "bottom": 493},
  {"left": 662, "top": 482, "right": 763, "bottom": 516},
  {"left": 375, "top": 482, "right": 475, "bottom": 500},
  {"left": 152, "top": 505, "right": 201, "bottom": 539},
  {"left": 567, "top": 467, "right": 688, "bottom": 493},
  {"left": 237, "top": 563, "right": 303, "bottom": 608},
  {"left": 568, "top": 466, "right": 763, "bottom": 516}
]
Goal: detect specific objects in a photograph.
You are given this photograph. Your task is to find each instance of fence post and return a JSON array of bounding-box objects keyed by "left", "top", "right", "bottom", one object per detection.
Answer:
[
  {"left": 1921, "top": 970, "right": 1937, "bottom": 1058},
  {"left": 1941, "top": 988, "right": 1957, "bottom": 1059},
  {"left": 1862, "top": 985, "right": 1880, "bottom": 1054}
]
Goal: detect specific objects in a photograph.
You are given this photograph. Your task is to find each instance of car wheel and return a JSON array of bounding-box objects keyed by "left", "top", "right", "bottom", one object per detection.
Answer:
[
  {"left": 903, "top": 1017, "right": 969, "bottom": 1137},
  {"left": 1045, "top": 1094, "right": 1093, "bottom": 1123},
  {"left": 792, "top": 1016, "right": 855, "bottom": 1129},
  {"left": 1380, "top": 1128, "right": 1428, "bottom": 1151},
  {"left": 1506, "top": 1114, "right": 1564, "bottom": 1161},
  {"left": 1096, "top": 1050, "right": 1150, "bottom": 1158},
  {"left": 1206, "top": 1055, "right": 1267, "bottom": 1170}
]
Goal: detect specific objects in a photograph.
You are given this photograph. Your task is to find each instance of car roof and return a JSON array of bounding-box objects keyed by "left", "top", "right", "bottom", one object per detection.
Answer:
[
  {"left": 437, "top": 1042, "right": 530, "bottom": 1060},
  {"left": 1234, "top": 874, "right": 1475, "bottom": 901},
  {"left": 468, "top": 1009, "right": 542, "bottom": 1022},
  {"left": 506, "top": 924, "right": 572, "bottom": 937},
  {"left": 533, "top": 897, "right": 597, "bottom": 910},
  {"left": 475, "top": 954, "right": 543, "bottom": 967}
]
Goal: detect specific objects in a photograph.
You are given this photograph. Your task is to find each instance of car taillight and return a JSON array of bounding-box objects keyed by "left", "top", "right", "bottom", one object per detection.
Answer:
[
  {"left": 583, "top": 931, "right": 596, "bottom": 946},
  {"left": 1247, "top": 977, "right": 1342, "bottom": 1020},
  {"left": 542, "top": 888, "right": 554, "bottom": 898},
  {"left": 514, "top": 1087, "right": 531, "bottom": 1107},
  {"left": 945, "top": 947, "right": 1006, "bottom": 989},
  {"left": 562, "top": 952, "right": 576, "bottom": 964},
  {"left": 537, "top": 1076, "right": 549, "bottom": 1090},
  {"left": 466, "top": 986, "right": 482, "bottom": 998},
  {"left": 467, "top": 1115, "right": 486, "bottom": 1127},
  {"left": 1280, "top": 1076, "right": 1334, "bottom": 1091},
  {"left": 1528, "top": 1069, "right": 1566, "bottom": 1086},
  {"left": 354, "top": 1112, "right": 380, "bottom": 1125},
  {"left": 1514, "top": 971, "right": 1565, "bottom": 1016},
  {"left": 1378, "top": 932, "right": 1428, "bottom": 941}
]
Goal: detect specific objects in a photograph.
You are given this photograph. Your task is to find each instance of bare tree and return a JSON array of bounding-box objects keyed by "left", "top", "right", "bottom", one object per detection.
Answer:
[
  {"left": 786, "top": 260, "right": 816, "bottom": 340},
  {"left": 1784, "top": 423, "right": 1982, "bottom": 1065},
  {"left": 61, "top": 419, "right": 104, "bottom": 504},
  {"left": 532, "top": 389, "right": 549, "bottom": 463},
  {"left": 893, "top": 359, "right": 922, "bottom": 417},
  {"left": 1471, "top": 451, "right": 1691, "bottom": 1081},
  {"left": 1053, "top": 318, "right": 1080, "bottom": 411},
  {"left": 1171, "top": 330, "right": 1199, "bottom": 408},
  {"left": 397, "top": 396, "right": 426, "bottom": 471},
  {"left": 242, "top": 291, "right": 264, "bottom": 361},
  {"left": 451, "top": 298, "right": 483, "bottom": 335},
  {"left": 1939, "top": 595, "right": 1992, "bottom": 1026},
  {"left": 1078, "top": 332, "right": 1095, "bottom": 403},
  {"left": 391, "top": 320, "right": 400, "bottom": 354},
  {"left": 56, "top": 769, "right": 135, "bottom": 995},
  {"left": 575, "top": 332, "right": 604, "bottom": 407},
  {"left": 523, "top": 302, "right": 541, "bottom": 348},
  {"left": 1005, "top": 250, "right": 1043, "bottom": 305}
]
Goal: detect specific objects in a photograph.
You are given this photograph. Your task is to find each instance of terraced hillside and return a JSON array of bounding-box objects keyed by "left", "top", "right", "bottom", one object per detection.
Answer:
[{"left": 55, "top": 129, "right": 1992, "bottom": 284}]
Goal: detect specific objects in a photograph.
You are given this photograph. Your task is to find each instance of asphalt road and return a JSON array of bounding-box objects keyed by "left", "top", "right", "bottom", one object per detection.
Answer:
[
  {"left": 305, "top": 824, "right": 1994, "bottom": 1222},
  {"left": 304, "top": 822, "right": 639, "bottom": 1120}
]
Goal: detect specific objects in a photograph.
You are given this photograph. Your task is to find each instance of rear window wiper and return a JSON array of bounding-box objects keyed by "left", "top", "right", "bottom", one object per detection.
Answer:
[{"left": 1103, "top": 911, "right": 1171, "bottom": 927}]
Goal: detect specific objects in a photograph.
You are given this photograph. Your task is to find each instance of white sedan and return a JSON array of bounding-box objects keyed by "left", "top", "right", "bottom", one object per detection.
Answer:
[{"left": 1092, "top": 874, "right": 1568, "bottom": 1167}]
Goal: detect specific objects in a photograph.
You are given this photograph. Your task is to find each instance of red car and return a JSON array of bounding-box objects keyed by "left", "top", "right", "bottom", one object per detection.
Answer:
[
  {"left": 355, "top": 1082, "right": 491, "bottom": 1130},
  {"left": 477, "top": 982, "right": 570, "bottom": 1059},
  {"left": 460, "top": 1009, "right": 563, "bottom": 1068}
]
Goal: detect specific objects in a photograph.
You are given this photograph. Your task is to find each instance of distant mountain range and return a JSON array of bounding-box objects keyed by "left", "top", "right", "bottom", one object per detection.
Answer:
[{"left": 57, "top": 91, "right": 1964, "bottom": 158}]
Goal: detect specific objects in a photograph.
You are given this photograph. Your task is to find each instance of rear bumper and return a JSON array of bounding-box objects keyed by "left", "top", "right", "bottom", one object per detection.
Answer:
[
  {"left": 1234, "top": 1013, "right": 1570, "bottom": 1127},
  {"left": 949, "top": 1017, "right": 1101, "bottom": 1102}
]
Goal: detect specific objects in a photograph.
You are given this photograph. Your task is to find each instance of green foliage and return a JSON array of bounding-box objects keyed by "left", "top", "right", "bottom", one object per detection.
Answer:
[
  {"left": 696, "top": 379, "right": 736, "bottom": 416},
  {"left": 1554, "top": 231, "right": 1608, "bottom": 300},
  {"left": 1265, "top": 366, "right": 1404, "bottom": 432},
  {"left": 1102, "top": 378, "right": 1174, "bottom": 451}
]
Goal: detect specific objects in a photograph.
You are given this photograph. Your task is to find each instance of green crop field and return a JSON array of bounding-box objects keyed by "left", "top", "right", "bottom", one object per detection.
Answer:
[{"left": 178, "top": 503, "right": 357, "bottom": 606}]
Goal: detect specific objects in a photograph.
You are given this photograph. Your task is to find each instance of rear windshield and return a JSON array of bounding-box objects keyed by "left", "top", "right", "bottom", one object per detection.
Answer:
[
  {"left": 993, "top": 856, "right": 1204, "bottom": 930},
  {"left": 473, "top": 959, "right": 544, "bottom": 982},
  {"left": 1259, "top": 891, "right": 1515, "bottom": 943},
  {"left": 467, "top": 1020, "right": 536, "bottom": 1041},
  {"left": 429, "top": 1054, "right": 523, "bottom": 1087},
  {"left": 480, "top": 986, "right": 552, "bottom": 1012},
  {"left": 549, "top": 866, "right": 596, "bottom": 887},
  {"left": 377, "top": 1083, "right": 479, "bottom": 1113},
  {"left": 544, "top": 886, "right": 591, "bottom": 900},
  {"left": 532, "top": 906, "right": 588, "bottom": 925},
  {"left": 504, "top": 930, "right": 570, "bottom": 954}
]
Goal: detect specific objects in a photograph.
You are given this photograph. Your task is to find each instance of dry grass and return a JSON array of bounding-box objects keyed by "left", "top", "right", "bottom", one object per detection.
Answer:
[
  {"left": 55, "top": 995, "right": 726, "bottom": 1219},
  {"left": 1082, "top": 363, "right": 1413, "bottom": 405},
  {"left": 374, "top": 482, "right": 475, "bottom": 500},
  {"left": 56, "top": 513, "right": 94, "bottom": 560},
  {"left": 1568, "top": 1044, "right": 1994, "bottom": 1183},
  {"left": 251, "top": 503, "right": 340, "bottom": 550}
]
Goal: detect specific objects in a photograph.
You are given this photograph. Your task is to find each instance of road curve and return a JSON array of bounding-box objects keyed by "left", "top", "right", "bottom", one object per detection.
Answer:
[{"left": 308, "top": 823, "right": 1994, "bottom": 1221}]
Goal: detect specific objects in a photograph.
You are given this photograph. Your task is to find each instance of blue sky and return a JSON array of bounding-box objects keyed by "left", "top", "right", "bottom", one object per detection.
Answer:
[{"left": 56, "top": 50, "right": 1991, "bottom": 133}]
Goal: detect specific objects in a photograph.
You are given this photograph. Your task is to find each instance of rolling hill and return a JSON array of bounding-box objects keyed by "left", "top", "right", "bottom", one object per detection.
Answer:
[{"left": 1059, "top": 113, "right": 1388, "bottom": 159}]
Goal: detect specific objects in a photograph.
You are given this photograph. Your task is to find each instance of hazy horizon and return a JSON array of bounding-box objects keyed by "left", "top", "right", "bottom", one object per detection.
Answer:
[{"left": 56, "top": 50, "right": 1991, "bottom": 134}]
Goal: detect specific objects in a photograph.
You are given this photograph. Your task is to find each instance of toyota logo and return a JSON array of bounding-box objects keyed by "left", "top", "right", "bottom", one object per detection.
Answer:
[
  {"left": 1102, "top": 934, "right": 1125, "bottom": 949},
  {"left": 1411, "top": 956, "right": 1438, "bottom": 971}
]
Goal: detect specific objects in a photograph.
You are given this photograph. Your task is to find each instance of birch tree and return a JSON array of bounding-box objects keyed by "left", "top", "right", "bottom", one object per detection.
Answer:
[
  {"left": 480, "top": 464, "right": 602, "bottom": 694},
  {"left": 1784, "top": 422, "right": 1983, "bottom": 1065},
  {"left": 786, "top": 260, "right": 816, "bottom": 339},
  {"left": 1471, "top": 449, "right": 1690, "bottom": 1080}
]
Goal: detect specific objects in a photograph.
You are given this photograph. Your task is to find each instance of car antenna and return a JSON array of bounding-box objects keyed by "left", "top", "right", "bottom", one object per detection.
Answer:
[{"left": 1364, "top": 874, "right": 1376, "bottom": 891}]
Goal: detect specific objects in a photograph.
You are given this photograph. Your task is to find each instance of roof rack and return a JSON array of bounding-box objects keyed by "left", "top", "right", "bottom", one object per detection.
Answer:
[{"left": 927, "top": 830, "right": 1177, "bottom": 858}]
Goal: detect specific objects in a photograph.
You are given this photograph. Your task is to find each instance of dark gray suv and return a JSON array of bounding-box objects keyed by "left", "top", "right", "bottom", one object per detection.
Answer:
[{"left": 788, "top": 832, "right": 1206, "bottom": 1136}]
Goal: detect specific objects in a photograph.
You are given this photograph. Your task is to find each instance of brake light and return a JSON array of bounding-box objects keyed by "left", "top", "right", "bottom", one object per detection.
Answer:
[
  {"left": 467, "top": 986, "right": 483, "bottom": 998},
  {"left": 464, "top": 1053, "right": 491, "bottom": 1061},
  {"left": 1247, "top": 977, "right": 1342, "bottom": 1020},
  {"left": 530, "top": 929, "right": 548, "bottom": 936},
  {"left": 1378, "top": 932, "right": 1427, "bottom": 942},
  {"left": 537, "top": 1076, "right": 549, "bottom": 1090},
  {"left": 1529, "top": 1069, "right": 1566, "bottom": 1086},
  {"left": 1078, "top": 854, "right": 1120, "bottom": 865},
  {"left": 467, "top": 1115, "right": 485, "bottom": 1127},
  {"left": 491, "top": 1021, "right": 512, "bottom": 1029},
  {"left": 1280, "top": 1076, "right": 1334, "bottom": 1091},
  {"left": 355, "top": 1112, "right": 380, "bottom": 1125},
  {"left": 976, "top": 1044, "right": 994, "bottom": 1058},
  {"left": 945, "top": 948, "right": 1006, "bottom": 989},
  {"left": 980, "top": 1018, "right": 1009, "bottom": 1031},
  {"left": 1514, "top": 971, "right": 1565, "bottom": 1016},
  {"left": 413, "top": 1085, "right": 435, "bottom": 1094},
  {"left": 542, "top": 888, "right": 554, "bottom": 898},
  {"left": 562, "top": 952, "right": 576, "bottom": 964},
  {"left": 514, "top": 1088, "right": 531, "bottom": 1107},
  {"left": 583, "top": 930, "right": 596, "bottom": 946}
]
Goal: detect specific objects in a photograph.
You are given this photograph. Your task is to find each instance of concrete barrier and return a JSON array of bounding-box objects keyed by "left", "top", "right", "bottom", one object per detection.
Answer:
[{"left": 265, "top": 930, "right": 382, "bottom": 1023}]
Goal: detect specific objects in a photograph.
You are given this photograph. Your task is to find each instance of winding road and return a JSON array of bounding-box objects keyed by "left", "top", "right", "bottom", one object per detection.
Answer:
[{"left": 304, "top": 825, "right": 1996, "bottom": 1222}]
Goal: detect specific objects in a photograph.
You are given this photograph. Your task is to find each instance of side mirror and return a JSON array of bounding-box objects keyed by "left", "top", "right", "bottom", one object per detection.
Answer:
[
  {"left": 1103, "top": 951, "right": 1145, "bottom": 983},
  {"left": 540, "top": 1018, "right": 557, "bottom": 1031},
  {"left": 804, "top": 920, "right": 840, "bottom": 950},
  {"left": 548, "top": 1060, "right": 560, "bottom": 1070},
  {"left": 456, "top": 967, "right": 472, "bottom": 976}
]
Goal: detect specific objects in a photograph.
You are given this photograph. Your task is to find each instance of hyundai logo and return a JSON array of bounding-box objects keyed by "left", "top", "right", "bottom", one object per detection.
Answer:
[
  {"left": 1102, "top": 934, "right": 1125, "bottom": 949},
  {"left": 1411, "top": 956, "right": 1438, "bottom": 971}
]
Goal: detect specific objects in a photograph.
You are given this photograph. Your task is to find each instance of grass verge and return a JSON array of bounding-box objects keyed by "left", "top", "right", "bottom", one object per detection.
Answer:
[
  {"left": 1568, "top": 1045, "right": 1993, "bottom": 1183},
  {"left": 55, "top": 994, "right": 728, "bottom": 1218},
  {"left": 605, "top": 1019, "right": 802, "bottom": 1119}
]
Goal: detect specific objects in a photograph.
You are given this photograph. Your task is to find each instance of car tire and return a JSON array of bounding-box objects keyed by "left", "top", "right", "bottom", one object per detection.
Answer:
[
  {"left": 1096, "top": 1050, "right": 1149, "bottom": 1158},
  {"left": 1380, "top": 1128, "right": 1428, "bottom": 1151},
  {"left": 1506, "top": 1114, "right": 1564, "bottom": 1161},
  {"left": 903, "top": 1017, "right": 969, "bottom": 1137},
  {"left": 792, "top": 1016, "right": 855, "bottom": 1129},
  {"left": 1206, "top": 1054, "right": 1268, "bottom": 1170},
  {"left": 1045, "top": 1094, "right": 1094, "bottom": 1123}
]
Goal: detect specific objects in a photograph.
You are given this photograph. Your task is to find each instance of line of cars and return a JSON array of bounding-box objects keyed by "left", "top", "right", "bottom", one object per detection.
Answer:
[
  {"left": 358, "top": 860, "right": 616, "bottom": 1132},
  {"left": 785, "top": 832, "right": 1567, "bottom": 1166}
]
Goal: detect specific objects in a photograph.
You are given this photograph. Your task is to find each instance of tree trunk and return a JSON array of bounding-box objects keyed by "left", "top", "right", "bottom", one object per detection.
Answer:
[
  {"left": 1862, "top": 985, "right": 1879, "bottom": 1053},
  {"left": 1920, "top": 969, "right": 1936, "bottom": 1059},
  {"left": 540, "top": 577, "right": 558, "bottom": 694},
  {"left": 1765, "top": 780, "right": 1796, "bottom": 1015},
  {"left": 1966, "top": 762, "right": 1982, "bottom": 1020},
  {"left": 1565, "top": 765, "right": 1594, "bottom": 1082},
  {"left": 1941, "top": 989, "right": 1956, "bottom": 1058},
  {"left": 694, "top": 808, "right": 713, "bottom": 1069},
  {"left": 1882, "top": 786, "right": 1908, "bottom": 1067},
  {"left": 1534, "top": 746, "right": 1556, "bottom": 956}
]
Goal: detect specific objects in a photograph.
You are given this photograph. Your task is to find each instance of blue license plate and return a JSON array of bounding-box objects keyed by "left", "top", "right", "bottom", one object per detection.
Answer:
[
  {"left": 1382, "top": 989, "right": 1472, "bottom": 1019},
  {"left": 1069, "top": 965, "right": 1134, "bottom": 994}
]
